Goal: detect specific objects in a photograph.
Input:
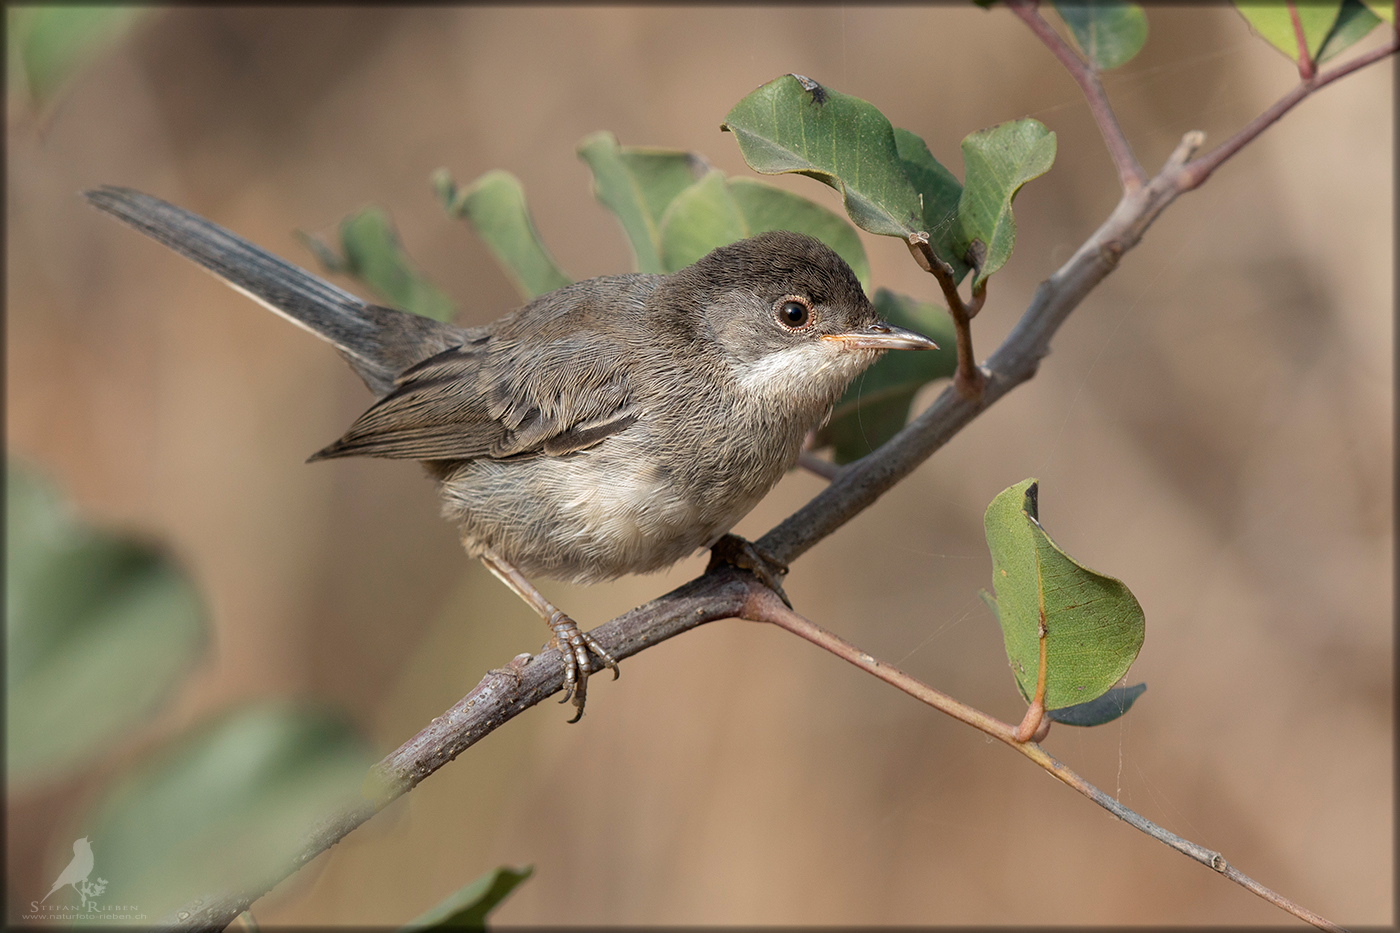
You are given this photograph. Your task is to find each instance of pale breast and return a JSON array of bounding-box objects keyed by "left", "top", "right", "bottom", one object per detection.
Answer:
[{"left": 437, "top": 425, "right": 757, "bottom": 584}]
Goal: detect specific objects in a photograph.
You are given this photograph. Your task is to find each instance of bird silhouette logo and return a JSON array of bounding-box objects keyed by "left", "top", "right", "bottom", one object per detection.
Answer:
[{"left": 40, "top": 837, "right": 107, "bottom": 911}]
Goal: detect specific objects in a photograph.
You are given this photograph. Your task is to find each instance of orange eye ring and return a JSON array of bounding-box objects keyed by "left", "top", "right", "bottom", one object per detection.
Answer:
[{"left": 774, "top": 295, "right": 813, "bottom": 330}]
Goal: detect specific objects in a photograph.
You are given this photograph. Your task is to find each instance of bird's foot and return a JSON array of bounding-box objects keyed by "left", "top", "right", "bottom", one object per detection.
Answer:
[
  {"left": 708, "top": 533, "right": 792, "bottom": 608},
  {"left": 546, "top": 612, "right": 619, "bottom": 723}
]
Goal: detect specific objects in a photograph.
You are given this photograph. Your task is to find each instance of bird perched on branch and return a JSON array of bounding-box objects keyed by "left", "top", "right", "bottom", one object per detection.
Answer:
[{"left": 85, "top": 187, "right": 937, "bottom": 719}]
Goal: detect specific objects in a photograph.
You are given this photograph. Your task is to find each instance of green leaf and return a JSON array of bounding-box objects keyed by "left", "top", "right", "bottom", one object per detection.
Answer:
[
  {"left": 1233, "top": 1, "right": 1343, "bottom": 61},
  {"left": 893, "top": 129, "right": 968, "bottom": 283},
  {"left": 300, "top": 207, "right": 458, "bottom": 322},
  {"left": 404, "top": 866, "right": 534, "bottom": 929},
  {"left": 729, "top": 179, "right": 871, "bottom": 291},
  {"left": 1361, "top": 0, "right": 1394, "bottom": 24},
  {"left": 1052, "top": 1, "right": 1149, "bottom": 71},
  {"left": 722, "top": 74, "right": 926, "bottom": 239},
  {"left": 577, "top": 131, "right": 707, "bottom": 273},
  {"left": 814, "top": 289, "right": 957, "bottom": 463},
  {"left": 77, "top": 703, "right": 374, "bottom": 922},
  {"left": 6, "top": 462, "right": 207, "bottom": 786},
  {"left": 9, "top": 6, "right": 148, "bottom": 106},
  {"left": 657, "top": 172, "right": 871, "bottom": 291},
  {"left": 956, "top": 119, "right": 1056, "bottom": 289},
  {"left": 1316, "top": 0, "right": 1383, "bottom": 62},
  {"left": 656, "top": 169, "right": 749, "bottom": 273},
  {"left": 1047, "top": 682, "right": 1147, "bottom": 726},
  {"left": 983, "top": 479, "right": 1145, "bottom": 711},
  {"left": 433, "top": 168, "right": 571, "bottom": 301}
]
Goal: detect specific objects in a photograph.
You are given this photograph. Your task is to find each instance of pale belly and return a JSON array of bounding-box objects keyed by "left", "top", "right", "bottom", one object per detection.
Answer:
[{"left": 435, "top": 428, "right": 784, "bottom": 584}]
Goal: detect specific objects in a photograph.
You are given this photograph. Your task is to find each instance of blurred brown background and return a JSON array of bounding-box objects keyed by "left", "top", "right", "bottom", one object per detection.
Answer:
[{"left": 7, "top": 5, "right": 1391, "bottom": 925}]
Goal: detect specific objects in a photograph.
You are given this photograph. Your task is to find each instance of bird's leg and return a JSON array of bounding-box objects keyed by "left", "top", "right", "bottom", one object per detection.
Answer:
[
  {"left": 708, "top": 533, "right": 792, "bottom": 608},
  {"left": 477, "top": 547, "right": 619, "bottom": 722}
]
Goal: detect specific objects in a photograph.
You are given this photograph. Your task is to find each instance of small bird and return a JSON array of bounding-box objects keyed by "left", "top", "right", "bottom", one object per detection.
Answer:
[
  {"left": 41, "top": 837, "right": 94, "bottom": 905},
  {"left": 84, "top": 187, "right": 937, "bottom": 719}
]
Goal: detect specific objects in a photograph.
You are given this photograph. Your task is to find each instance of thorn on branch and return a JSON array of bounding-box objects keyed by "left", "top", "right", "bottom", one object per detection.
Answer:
[{"left": 1167, "top": 130, "right": 1206, "bottom": 170}]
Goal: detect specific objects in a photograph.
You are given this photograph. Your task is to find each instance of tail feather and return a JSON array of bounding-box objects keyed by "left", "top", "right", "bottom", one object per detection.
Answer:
[{"left": 82, "top": 186, "right": 462, "bottom": 395}]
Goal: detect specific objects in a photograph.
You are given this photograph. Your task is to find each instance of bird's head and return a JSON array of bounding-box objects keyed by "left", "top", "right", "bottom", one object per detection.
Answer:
[{"left": 667, "top": 231, "right": 937, "bottom": 410}]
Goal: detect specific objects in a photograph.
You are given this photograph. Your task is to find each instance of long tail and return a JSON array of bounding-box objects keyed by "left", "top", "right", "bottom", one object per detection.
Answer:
[{"left": 82, "top": 187, "right": 462, "bottom": 395}]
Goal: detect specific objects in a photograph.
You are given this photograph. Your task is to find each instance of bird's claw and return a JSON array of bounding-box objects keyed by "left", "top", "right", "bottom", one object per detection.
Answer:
[
  {"left": 547, "top": 612, "right": 619, "bottom": 722},
  {"left": 708, "top": 533, "right": 792, "bottom": 608}
]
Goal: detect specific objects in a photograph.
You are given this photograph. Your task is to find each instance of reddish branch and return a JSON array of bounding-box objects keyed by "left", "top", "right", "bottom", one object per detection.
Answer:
[
  {"left": 1176, "top": 35, "right": 1399, "bottom": 190},
  {"left": 905, "top": 233, "right": 986, "bottom": 399},
  {"left": 1288, "top": 0, "right": 1317, "bottom": 80},
  {"left": 744, "top": 588, "right": 1346, "bottom": 932},
  {"left": 1005, "top": 0, "right": 1148, "bottom": 192}
]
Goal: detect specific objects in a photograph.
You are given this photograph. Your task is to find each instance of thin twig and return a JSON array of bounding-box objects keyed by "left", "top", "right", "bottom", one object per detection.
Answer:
[
  {"left": 1006, "top": 0, "right": 1148, "bottom": 191},
  {"left": 741, "top": 588, "right": 1347, "bottom": 933},
  {"left": 1176, "top": 35, "right": 1398, "bottom": 190},
  {"left": 905, "top": 234, "right": 986, "bottom": 398}
]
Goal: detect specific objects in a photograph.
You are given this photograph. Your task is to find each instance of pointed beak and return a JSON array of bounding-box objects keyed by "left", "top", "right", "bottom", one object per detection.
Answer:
[{"left": 822, "top": 320, "right": 939, "bottom": 351}]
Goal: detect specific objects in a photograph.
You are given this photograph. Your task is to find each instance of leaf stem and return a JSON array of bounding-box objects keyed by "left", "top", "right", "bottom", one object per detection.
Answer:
[
  {"left": 1014, "top": 600, "right": 1049, "bottom": 742},
  {"left": 904, "top": 234, "right": 986, "bottom": 399},
  {"left": 1288, "top": 1, "right": 1317, "bottom": 81},
  {"left": 1005, "top": 0, "right": 1148, "bottom": 192}
]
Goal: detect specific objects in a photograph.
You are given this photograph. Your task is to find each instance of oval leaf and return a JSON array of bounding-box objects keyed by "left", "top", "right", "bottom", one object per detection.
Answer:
[
  {"left": 722, "top": 74, "right": 925, "bottom": 239},
  {"left": 404, "top": 866, "right": 534, "bottom": 929},
  {"left": 983, "top": 479, "right": 1145, "bottom": 711},
  {"left": 11, "top": 6, "right": 149, "bottom": 107},
  {"left": 957, "top": 119, "right": 1056, "bottom": 289},
  {"left": 1233, "top": 1, "right": 1343, "bottom": 61},
  {"left": 1316, "top": 0, "right": 1383, "bottom": 62},
  {"left": 74, "top": 703, "right": 374, "bottom": 923},
  {"left": 1052, "top": 1, "right": 1149, "bottom": 71},
  {"left": 1361, "top": 0, "right": 1393, "bottom": 24},
  {"left": 657, "top": 169, "right": 748, "bottom": 273},
  {"left": 300, "top": 207, "right": 457, "bottom": 322},
  {"left": 814, "top": 289, "right": 956, "bottom": 463},
  {"left": 1047, "top": 682, "right": 1147, "bottom": 727},
  {"left": 893, "top": 129, "right": 968, "bottom": 282},
  {"left": 577, "top": 131, "right": 708, "bottom": 273},
  {"left": 728, "top": 178, "right": 870, "bottom": 291},
  {"left": 433, "top": 168, "right": 571, "bottom": 301},
  {"left": 7, "top": 462, "right": 207, "bottom": 786},
  {"left": 657, "top": 172, "right": 871, "bottom": 291}
]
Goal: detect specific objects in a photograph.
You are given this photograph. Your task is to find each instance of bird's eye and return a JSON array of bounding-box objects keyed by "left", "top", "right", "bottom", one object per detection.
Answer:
[{"left": 775, "top": 296, "right": 812, "bottom": 330}]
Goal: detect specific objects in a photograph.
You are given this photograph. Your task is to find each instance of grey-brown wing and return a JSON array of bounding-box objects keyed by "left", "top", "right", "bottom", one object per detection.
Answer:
[{"left": 308, "top": 333, "right": 640, "bottom": 462}]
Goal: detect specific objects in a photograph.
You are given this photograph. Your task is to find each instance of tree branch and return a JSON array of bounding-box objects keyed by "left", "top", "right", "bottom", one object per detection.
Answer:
[
  {"left": 904, "top": 233, "right": 986, "bottom": 398},
  {"left": 1176, "top": 34, "right": 1399, "bottom": 190},
  {"left": 164, "top": 569, "right": 756, "bottom": 931},
  {"left": 743, "top": 587, "right": 1346, "bottom": 932},
  {"left": 1006, "top": 0, "right": 1148, "bottom": 191},
  {"left": 163, "top": 32, "right": 1397, "bottom": 932}
]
